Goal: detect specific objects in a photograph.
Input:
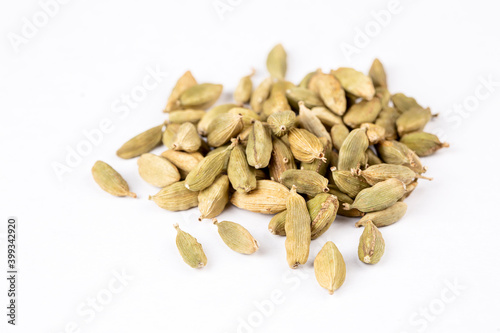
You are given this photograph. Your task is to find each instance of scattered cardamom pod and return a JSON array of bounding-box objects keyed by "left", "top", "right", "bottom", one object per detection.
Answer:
[
  {"left": 250, "top": 77, "right": 273, "bottom": 113},
  {"left": 168, "top": 109, "right": 206, "bottom": 124},
  {"left": 286, "top": 86, "right": 324, "bottom": 110},
  {"left": 266, "top": 44, "right": 287, "bottom": 80},
  {"left": 375, "top": 106, "right": 400, "bottom": 140},
  {"left": 213, "top": 219, "right": 259, "bottom": 254},
  {"left": 268, "top": 210, "right": 287, "bottom": 236},
  {"left": 117, "top": 124, "right": 163, "bottom": 159},
  {"left": 355, "top": 163, "right": 431, "bottom": 186},
  {"left": 288, "top": 127, "right": 326, "bottom": 163},
  {"left": 174, "top": 224, "right": 207, "bottom": 268},
  {"left": 343, "top": 97, "right": 383, "bottom": 128},
  {"left": 392, "top": 93, "right": 422, "bottom": 113},
  {"left": 207, "top": 112, "right": 244, "bottom": 147},
  {"left": 396, "top": 107, "right": 433, "bottom": 136},
  {"left": 314, "top": 241, "right": 346, "bottom": 295},
  {"left": 400, "top": 132, "right": 449, "bottom": 157},
  {"left": 149, "top": 181, "right": 198, "bottom": 211},
  {"left": 267, "top": 110, "right": 296, "bottom": 137},
  {"left": 368, "top": 58, "right": 387, "bottom": 89},
  {"left": 311, "top": 106, "right": 343, "bottom": 127},
  {"left": 197, "top": 103, "right": 238, "bottom": 136},
  {"left": 308, "top": 71, "right": 347, "bottom": 116},
  {"left": 92, "top": 161, "right": 136, "bottom": 198}
]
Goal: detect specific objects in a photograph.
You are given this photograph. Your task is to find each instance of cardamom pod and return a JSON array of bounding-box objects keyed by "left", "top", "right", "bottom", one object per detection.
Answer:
[
  {"left": 396, "top": 107, "right": 432, "bottom": 136},
  {"left": 392, "top": 93, "right": 422, "bottom": 113},
  {"left": 228, "top": 142, "right": 257, "bottom": 193},
  {"left": 368, "top": 58, "right": 387, "bottom": 88},
  {"left": 250, "top": 77, "right": 273, "bottom": 113},
  {"left": 162, "top": 123, "right": 180, "bottom": 148},
  {"left": 230, "top": 180, "right": 289, "bottom": 214},
  {"left": 328, "top": 187, "right": 364, "bottom": 217},
  {"left": 298, "top": 102, "right": 331, "bottom": 143},
  {"left": 300, "top": 137, "right": 331, "bottom": 176},
  {"left": 269, "top": 136, "right": 296, "bottom": 181},
  {"left": 267, "top": 111, "right": 296, "bottom": 137},
  {"left": 185, "top": 143, "right": 234, "bottom": 191},
  {"left": 262, "top": 88, "right": 291, "bottom": 118},
  {"left": 213, "top": 219, "right": 259, "bottom": 254},
  {"left": 375, "top": 106, "right": 400, "bottom": 140},
  {"left": 356, "top": 163, "right": 431, "bottom": 186},
  {"left": 360, "top": 123, "right": 386, "bottom": 144},
  {"left": 163, "top": 71, "right": 197, "bottom": 113},
  {"left": 366, "top": 148, "right": 383, "bottom": 166},
  {"left": 311, "top": 106, "right": 343, "bottom": 127},
  {"left": 198, "top": 175, "right": 229, "bottom": 221},
  {"left": 330, "top": 123, "right": 350, "bottom": 151},
  {"left": 207, "top": 113, "right": 244, "bottom": 147},
  {"left": 400, "top": 132, "right": 449, "bottom": 157},
  {"left": 117, "top": 124, "right": 163, "bottom": 159},
  {"left": 179, "top": 83, "right": 223, "bottom": 109},
  {"left": 286, "top": 87, "right": 324, "bottom": 110},
  {"left": 229, "top": 107, "right": 260, "bottom": 129},
  {"left": 355, "top": 202, "right": 407, "bottom": 228},
  {"left": 149, "top": 181, "right": 198, "bottom": 211},
  {"left": 343, "top": 178, "right": 406, "bottom": 213},
  {"left": 174, "top": 224, "right": 207, "bottom": 268},
  {"left": 197, "top": 103, "right": 238, "bottom": 136},
  {"left": 137, "top": 153, "right": 181, "bottom": 187},
  {"left": 375, "top": 86, "right": 391, "bottom": 106},
  {"left": 358, "top": 220, "right": 385, "bottom": 264},
  {"left": 168, "top": 109, "right": 206, "bottom": 124},
  {"left": 285, "top": 186, "right": 311, "bottom": 268},
  {"left": 314, "top": 241, "right": 346, "bottom": 295},
  {"left": 246, "top": 120, "right": 272, "bottom": 169},
  {"left": 338, "top": 128, "right": 369, "bottom": 171},
  {"left": 343, "top": 97, "right": 383, "bottom": 128},
  {"left": 308, "top": 193, "right": 339, "bottom": 239},
  {"left": 92, "top": 161, "right": 136, "bottom": 198},
  {"left": 161, "top": 150, "right": 204, "bottom": 179},
  {"left": 280, "top": 169, "right": 329, "bottom": 197},
  {"left": 171, "top": 122, "right": 202, "bottom": 152},
  {"left": 288, "top": 127, "right": 326, "bottom": 163},
  {"left": 331, "top": 67, "right": 375, "bottom": 100},
  {"left": 268, "top": 210, "right": 287, "bottom": 236},
  {"left": 330, "top": 167, "right": 371, "bottom": 198},
  {"left": 376, "top": 140, "right": 427, "bottom": 174},
  {"left": 266, "top": 44, "right": 287, "bottom": 80},
  {"left": 298, "top": 71, "right": 315, "bottom": 88},
  {"left": 234, "top": 69, "right": 255, "bottom": 104},
  {"left": 308, "top": 71, "right": 346, "bottom": 116}
]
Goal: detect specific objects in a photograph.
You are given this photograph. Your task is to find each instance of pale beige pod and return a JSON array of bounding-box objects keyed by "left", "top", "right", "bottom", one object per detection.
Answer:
[
  {"left": 314, "top": 241, "right": 346, "bottom": 295},
  {"left": 137, "top": 153, "right": 181, "bottom": 187},
  {"left": 213, "top": 219, "right": 259, "bottom": 254}
]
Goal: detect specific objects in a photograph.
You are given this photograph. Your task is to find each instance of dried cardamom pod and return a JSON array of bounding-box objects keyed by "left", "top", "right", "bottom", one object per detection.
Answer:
[
  {"left": 230, "top": 180, "right": 289, "bottom": 214},
  {"left": 368, "top": 58, "right": 387, "bottom": 88},
  {"left": 198, "top": 175, "right": 229, "bottom": 221},
  {"left": 174, "top": 224, "right": 207, "bottom": 268},
  {"left": 168, "top": 109, "right": 206, "bottom": 124},
  {"left": 286, "top": 86, "right": 324, "bottom": 110},
  {"left": 246, "top": 120, "right": 272, "bottom": 169},
  {"left": 375, "top": 106, "right": 400, "bottom": 140},
  {"left": 262, "top": 88, "right": 291, "bottom": 118},
  {"left": 229, "top": 107, "right": 260, "bottom": 129},
  {"left": 250, "top": 77, "right": 273, "bottom": 113},
  {"left": 285, "top": 186, "right": 311, "bottom": 268},
  {"left": 267, "top": 111, "right": 296, "bottom": 137},
  {"left": 149, "top": 181, "right": 198, "bottom": 211},
  {"left": 269, "top": 136, "right": 296, "bottom": 181},
  {"left": 308, "top": 193, "right": 339, "bottom": 239},
  {"left": 338, "top": 128, "right": 369, "bottom": 171},
  {"left": 171, "top": 122, "right": 202, "bottom": 153},
  {"left": 298, "top": 102, "right": 331, "bottom": 143},
  {"left": 266, "top": 44, "right": 287, "bottom": 80},
  {"left": 392, "top": 93, "right": 422, "bottom": 113},
  {"left": 92, "top": 161, "right": 136, "bottom": 198},
  {"left": 314, "top": 241, "right": 346, "bottom": 295},
  {"left": 288, "top": 127, "right": 326, "bottom": 163},
  {"left": 299, "top": 71, "right": 316, "bottom": 88},
  {"left": 356, "top": 163, "right": 431, "bottom": 186},
  {"left": 358, "top": 220, "right": 385, "bottom": 264},
  {"left": 400, "top": 132, "right": 449, "bottom": 157},
  {"left": 163, "top": 71, "right": 197, "bottom": 113},
  {"left": 330, "top": 123, "right": 350, "bottom": 151},
  {"left": 161, "top": 150, "right": 204, "bottom": 179},
  {"left": 117, "top": 124, "right": 163, "bottom": 159},
  {"left": 179, "top": 83, "right": 223, "bottom": 109},
  {"left": 396, "top": 107, "right": 433, "bottom": 136},
  {"left": 400, "top": 180, "right": 418, "bottom": 200},
  {"left": 375, "top": 87, "right": 391, "bottom": 106},
  {"left": 213, "top": 219, "right": 259, "bottom": 254},
  {"left": 376, "top": 140, "right": 427, "bottom": 174},
  {"left": 308, "top": 71, "right": 347, "bottom": 116},
  {"left": 280, "top": 169, "right": 329, "bottom": 197},
  {"left": 343, "top": 178, "right": 406, "bottom": 213},
  {"left": 228, "top": 142, "right": 257, "bottom": 193},
  {"left": 207, "top": 113, "right": 244, "bottom": 147},
  {"left": 162, "top": 123, "right": 180, "bottom": 148},
  {"left": 343, "top": 97, "right": 383, "bottom": 128},
  {"left": 328, "top": 187, "right": 364, "bottom": 217},
  {"left": 197, "top": 103, "right": 238, "bottom": 136},
  {"left": 311, "top": 106, "right": 343, "bottom": 127},
  {"left": 360, "top": 123, "right": 386, "bottom": 144},
  {"left": 184, "top": 143, "right": 234, "bottom": 191},
  {"left": 331, "top": 67, "right": 375, "bottom": 100},
  {"left": 355, "top": 202, "right": 407, "bottom": 228},
  {"left": 234, "top": 69, "right": 255, "bottom": 104},
  {"left": 137, "top": 153, "right": 180, "bottom": 187},
  {"left": 268, "top": 210, "right": 287, "bottom": 236},
  {"left": 300, "top": 137, "right": 331, "bottom": 176},
  {"left": 330, "top": 167, "right": 371, "bottom": 198}
]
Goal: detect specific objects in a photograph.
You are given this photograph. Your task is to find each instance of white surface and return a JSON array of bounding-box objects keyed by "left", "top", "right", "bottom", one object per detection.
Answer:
[{"left": 1, "top": 0, "right": 500, "bottom": 332}]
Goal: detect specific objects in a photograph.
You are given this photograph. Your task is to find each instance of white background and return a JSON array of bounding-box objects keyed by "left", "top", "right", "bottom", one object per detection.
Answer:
[{"left": 1, "top": 0, "right": 500, "bottom": 332}]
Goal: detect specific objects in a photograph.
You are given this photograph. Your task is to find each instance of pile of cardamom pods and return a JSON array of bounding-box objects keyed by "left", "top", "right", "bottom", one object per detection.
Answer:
[{"left": 92, "top": 44, "right": 449, "bottom": 295}]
